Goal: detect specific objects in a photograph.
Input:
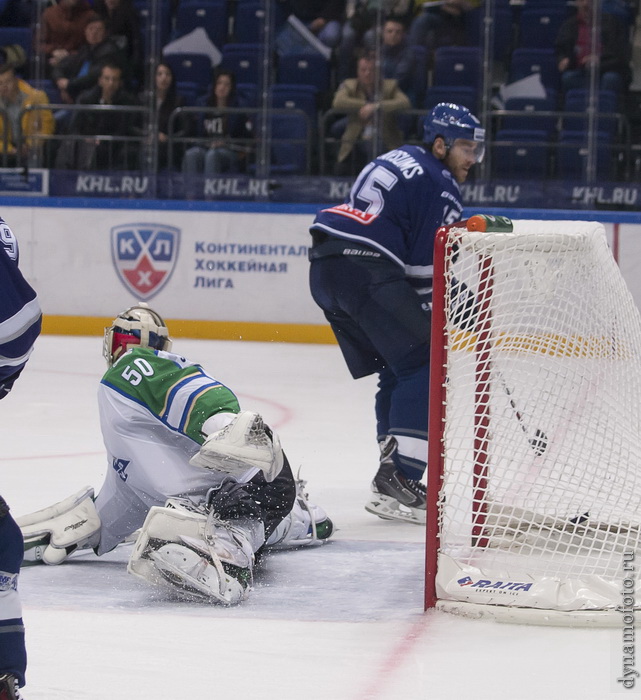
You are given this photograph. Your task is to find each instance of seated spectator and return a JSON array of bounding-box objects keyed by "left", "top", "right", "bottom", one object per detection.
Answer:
[
  {"left": 136, "top": 61, "right": 192, "bottom": 171},
  {"left": 331, "top": 52, "right": 410, "bottom": 175},
  {"left": 51, "top": 15, "right": 127, "bottom": 104},
  {"left": 93, "top": 0, "right": 143, "bottom": 83},
  {"left": 377, "top": 18, "right": 419, "bottom": 103},
  {"left": 338, "top": 0, "right": 414, "bottom": 82},
  {"left": 36, "top": 0, "right": 95, "bottom": 75},
  {"left": 182, "top": 68, "right": 253, "bottom": 176},
  {"left": 55, "top": 62, "right": 138, "bottom": 170},
  {"left": 286, "top": 0, "right": 346, "bottom": 50},
  {"left": 408, "top": 0, "right": 480, "bottom": 56},
  {"left": 555, "top": 0, "right": 631, "bottom": 95},
  {"left": 0, "top": 64, "right": 55, "bottom": 167}
]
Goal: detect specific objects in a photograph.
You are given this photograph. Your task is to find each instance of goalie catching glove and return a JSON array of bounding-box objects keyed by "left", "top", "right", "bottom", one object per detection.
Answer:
[
  {"left": 190, "top": 411, "right": 284, "bottom": 482},
  {"left": 16, "top": 486, "right": 101, "bottom": 565}
]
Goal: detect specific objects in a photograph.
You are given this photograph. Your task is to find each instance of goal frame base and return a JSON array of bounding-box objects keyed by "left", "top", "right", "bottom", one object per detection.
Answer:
[{"left": 435, "top": 600, "right": 632, "bottom": 627}]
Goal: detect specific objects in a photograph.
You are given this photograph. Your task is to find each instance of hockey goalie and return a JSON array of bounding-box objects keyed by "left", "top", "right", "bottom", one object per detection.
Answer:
[{"left": 17, "top": 303, "right": 333, "bottom": 605}]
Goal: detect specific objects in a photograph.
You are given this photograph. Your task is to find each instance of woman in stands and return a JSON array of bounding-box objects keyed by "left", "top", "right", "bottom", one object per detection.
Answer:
[
  {"left": 137, "top": 61, "right": 191, "bottom": 171},
  {"left": 181, "top": 68, "right": 253, "bottom": 177}
]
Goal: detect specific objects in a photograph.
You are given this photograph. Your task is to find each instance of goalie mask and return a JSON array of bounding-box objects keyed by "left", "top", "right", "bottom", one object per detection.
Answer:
[
  {"left": 103, "top": 302, "right": 172, "bottom": 366},
  {"left": 423, "top": 102, "right": 485, "bottom": 163}
]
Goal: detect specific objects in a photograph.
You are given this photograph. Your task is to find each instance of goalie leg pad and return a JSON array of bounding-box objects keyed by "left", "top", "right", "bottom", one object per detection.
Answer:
[
  {"left": 149, "top": 544, "right": 247, "bottom": 605},
  {"left": 128, "top": 504, "right": 256, "bottom": 605},
  {"left": 189, "top": 411, "right": 284, "bottom": 482},
  {"left": 16, "top": 486, "right": 101, "bottom": 565}
]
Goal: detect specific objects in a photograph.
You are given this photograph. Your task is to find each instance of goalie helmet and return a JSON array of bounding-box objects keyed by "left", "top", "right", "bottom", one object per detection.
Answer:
[
  {"left": 423, "top": 102, "right": 485, "bottom": 162},
  {"left": 103, "top": 302, "right": 172, "bottom": 366}
]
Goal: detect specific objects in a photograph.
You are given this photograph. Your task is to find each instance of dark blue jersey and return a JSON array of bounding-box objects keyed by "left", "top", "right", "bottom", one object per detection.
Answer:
[
  {"left": 311, "top": 145, "right": 463, "bottom": 293},
  {"left": 0, "top": 218, "right": 41, "bottom": 384}
]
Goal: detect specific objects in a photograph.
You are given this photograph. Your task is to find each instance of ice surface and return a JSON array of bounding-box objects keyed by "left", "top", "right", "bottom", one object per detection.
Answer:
[{"left": 1, "top": 337, "right": 623, "bottom": 699}]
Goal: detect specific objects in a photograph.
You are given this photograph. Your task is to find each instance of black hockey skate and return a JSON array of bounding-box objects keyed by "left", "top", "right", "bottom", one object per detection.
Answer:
[
  {"left": 0, "top": 674, "right": 24, "bottom": 700},
  {"left": 364, "top": 437, "right": 426, "bottom": 525}
]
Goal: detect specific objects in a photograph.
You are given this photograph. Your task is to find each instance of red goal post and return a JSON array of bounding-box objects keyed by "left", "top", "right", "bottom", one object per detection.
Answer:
[{"left": 425, "top": 215, "right": 641, "bottom": 626}]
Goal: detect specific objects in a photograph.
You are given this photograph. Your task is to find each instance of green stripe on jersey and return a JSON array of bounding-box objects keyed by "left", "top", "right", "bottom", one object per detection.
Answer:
[{"left": 102, "top": 347, "right": 239, "bottom": 443}]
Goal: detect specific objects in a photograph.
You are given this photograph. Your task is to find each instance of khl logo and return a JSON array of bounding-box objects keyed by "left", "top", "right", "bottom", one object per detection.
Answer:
[{"left": 111, "top": 223, "right": 180, "bottom": 300}]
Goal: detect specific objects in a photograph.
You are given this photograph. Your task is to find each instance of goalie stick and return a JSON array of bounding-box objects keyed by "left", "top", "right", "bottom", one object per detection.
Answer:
[{"left": 495, "top": 369, "right": 548, "bottom": 456}]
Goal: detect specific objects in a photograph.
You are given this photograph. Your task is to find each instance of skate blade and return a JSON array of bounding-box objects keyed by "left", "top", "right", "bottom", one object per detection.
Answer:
[{"left": 365, "top": 493, "right": 426, "bottom": 525}]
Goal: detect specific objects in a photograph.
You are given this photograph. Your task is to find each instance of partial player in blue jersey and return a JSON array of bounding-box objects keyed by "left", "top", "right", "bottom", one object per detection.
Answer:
[
  {"left": 309, "top": 103, "right": 485, "bottom": 525},
  {"left": 0, "top": 218, "right": 41, "bottom": 400},
  {"left": 0, "top": 216, "right": 41, "bottom": 700}
]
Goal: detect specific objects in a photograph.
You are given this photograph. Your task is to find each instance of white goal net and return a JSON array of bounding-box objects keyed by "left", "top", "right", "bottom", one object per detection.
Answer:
[{"left": 425, "top": 215, "right": 641, "bottom": 626}]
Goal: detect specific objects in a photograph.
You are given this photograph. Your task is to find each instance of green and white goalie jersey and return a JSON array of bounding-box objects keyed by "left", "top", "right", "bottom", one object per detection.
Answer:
[{"left": 94, "top": 347, "right": 253, "bottom": 554}]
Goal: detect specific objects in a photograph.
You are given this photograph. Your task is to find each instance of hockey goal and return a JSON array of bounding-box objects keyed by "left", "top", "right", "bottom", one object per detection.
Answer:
[{"left": 425, "top": 215, "right": 641, "bottom": 626}]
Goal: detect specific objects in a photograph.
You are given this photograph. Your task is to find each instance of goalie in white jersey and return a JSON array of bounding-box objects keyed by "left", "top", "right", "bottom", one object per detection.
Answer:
[{"left": 17, "top": 303, "right": 333, "bottom": 605}]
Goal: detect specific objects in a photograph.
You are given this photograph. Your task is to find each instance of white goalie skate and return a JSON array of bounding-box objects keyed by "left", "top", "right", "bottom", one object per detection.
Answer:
[
  {"left": 266, "top": 476, "right": 334, "bottom": 549},
  {"left": 128, "top": 502, "right": 258, "bottom": 605}
]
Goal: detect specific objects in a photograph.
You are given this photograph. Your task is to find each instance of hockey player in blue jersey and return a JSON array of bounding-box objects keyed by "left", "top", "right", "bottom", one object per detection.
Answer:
[
  {"left": 0, "top": 217, "right": 42, "bottom": 700},
  {"left": 309, "top": 102, "right": 484, "bottom": 525}
]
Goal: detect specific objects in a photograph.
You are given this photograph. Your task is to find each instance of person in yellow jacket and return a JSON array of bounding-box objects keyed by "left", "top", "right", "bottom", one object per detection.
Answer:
[
  {"left": 0, "top": 64, "right": 55, "bottom": 167},
  {"left": 332, "top": 52, "right": 411, "bottom": 175}
]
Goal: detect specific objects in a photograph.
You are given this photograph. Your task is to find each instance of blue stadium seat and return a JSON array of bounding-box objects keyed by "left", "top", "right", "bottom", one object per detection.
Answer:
[
  {"left": 556, "top": 130, "right": 615, "bottom": 179},
  {"left": 221, "top": 44, "right": 263, "bottom": 86},
  {"left": 233, "top": 2, "right": 265, "bottom": 44},
  {"left": 250, "top": 112, "right": 310, "bottom": 175},
  {"left": 174, "top": 1, "right": 228, "bottom": 48},
  {"left": 268, "top": 112, "right": 310, "bottom": 174},
  {"left": 464, "top": 5, "right": 515, "bottom": 61},
  {"left": 493, "top": 129, "right": 550, "bottom": 178},
  {"left": 236, "top": 82, "right": 258, "bottom": 108},
  {"left": 424, "top": 86, "right": 478, "bottom": 113},
  {"left": 276, "top": 52, "right": 331, "bottom": 93},
  {"left": 163, "top": 53, "right": 213, "bottom": 93},
  {"left": 508, "top": 48, "right": 560, "bottom": 95},
  {"left": 432, "top": 47, "right": 482, "bottom": 90},
  {"left": 270, "top": 84, "right": 318, "bottom": 125},
  {"left": 135, "top": 0, "right": 172, "bottom": 53},
  {"left": 561, "top": 89, "right": 621, "bottom": 136},
  {"left": 175, "top": 81, "right": 203, "bottom": 106},
  {"left": 501, "top": 96, "right": 557, "bottom": 137},
  {"left": 517, "top": 7, "right": 569, "bottom": 49}
]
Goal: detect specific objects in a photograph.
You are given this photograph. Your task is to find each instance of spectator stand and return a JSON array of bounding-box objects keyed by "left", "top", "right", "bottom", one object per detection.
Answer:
[
  {"left": 13, "top": 101, "right": 148, "bottom": 171},
  {"left": 166, "top": 104, "right": 312, "bottom": 182}
]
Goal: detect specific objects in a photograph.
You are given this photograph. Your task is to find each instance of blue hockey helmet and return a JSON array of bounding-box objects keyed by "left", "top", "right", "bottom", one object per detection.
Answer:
[
  {"left": 103, "top": 302, "right": 172, "bottom": 366},
  {"left": 423, "top": 102, "right": 485, "bottom": 162}
]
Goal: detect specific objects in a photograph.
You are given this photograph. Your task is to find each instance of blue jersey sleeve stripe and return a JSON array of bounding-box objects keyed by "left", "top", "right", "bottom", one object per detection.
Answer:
[
  {"left": 0, "top": 318, "right": 42, "bottom": 356},
  {"left": 0, "top": 297, "right": 41, "bottom": 344}
]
